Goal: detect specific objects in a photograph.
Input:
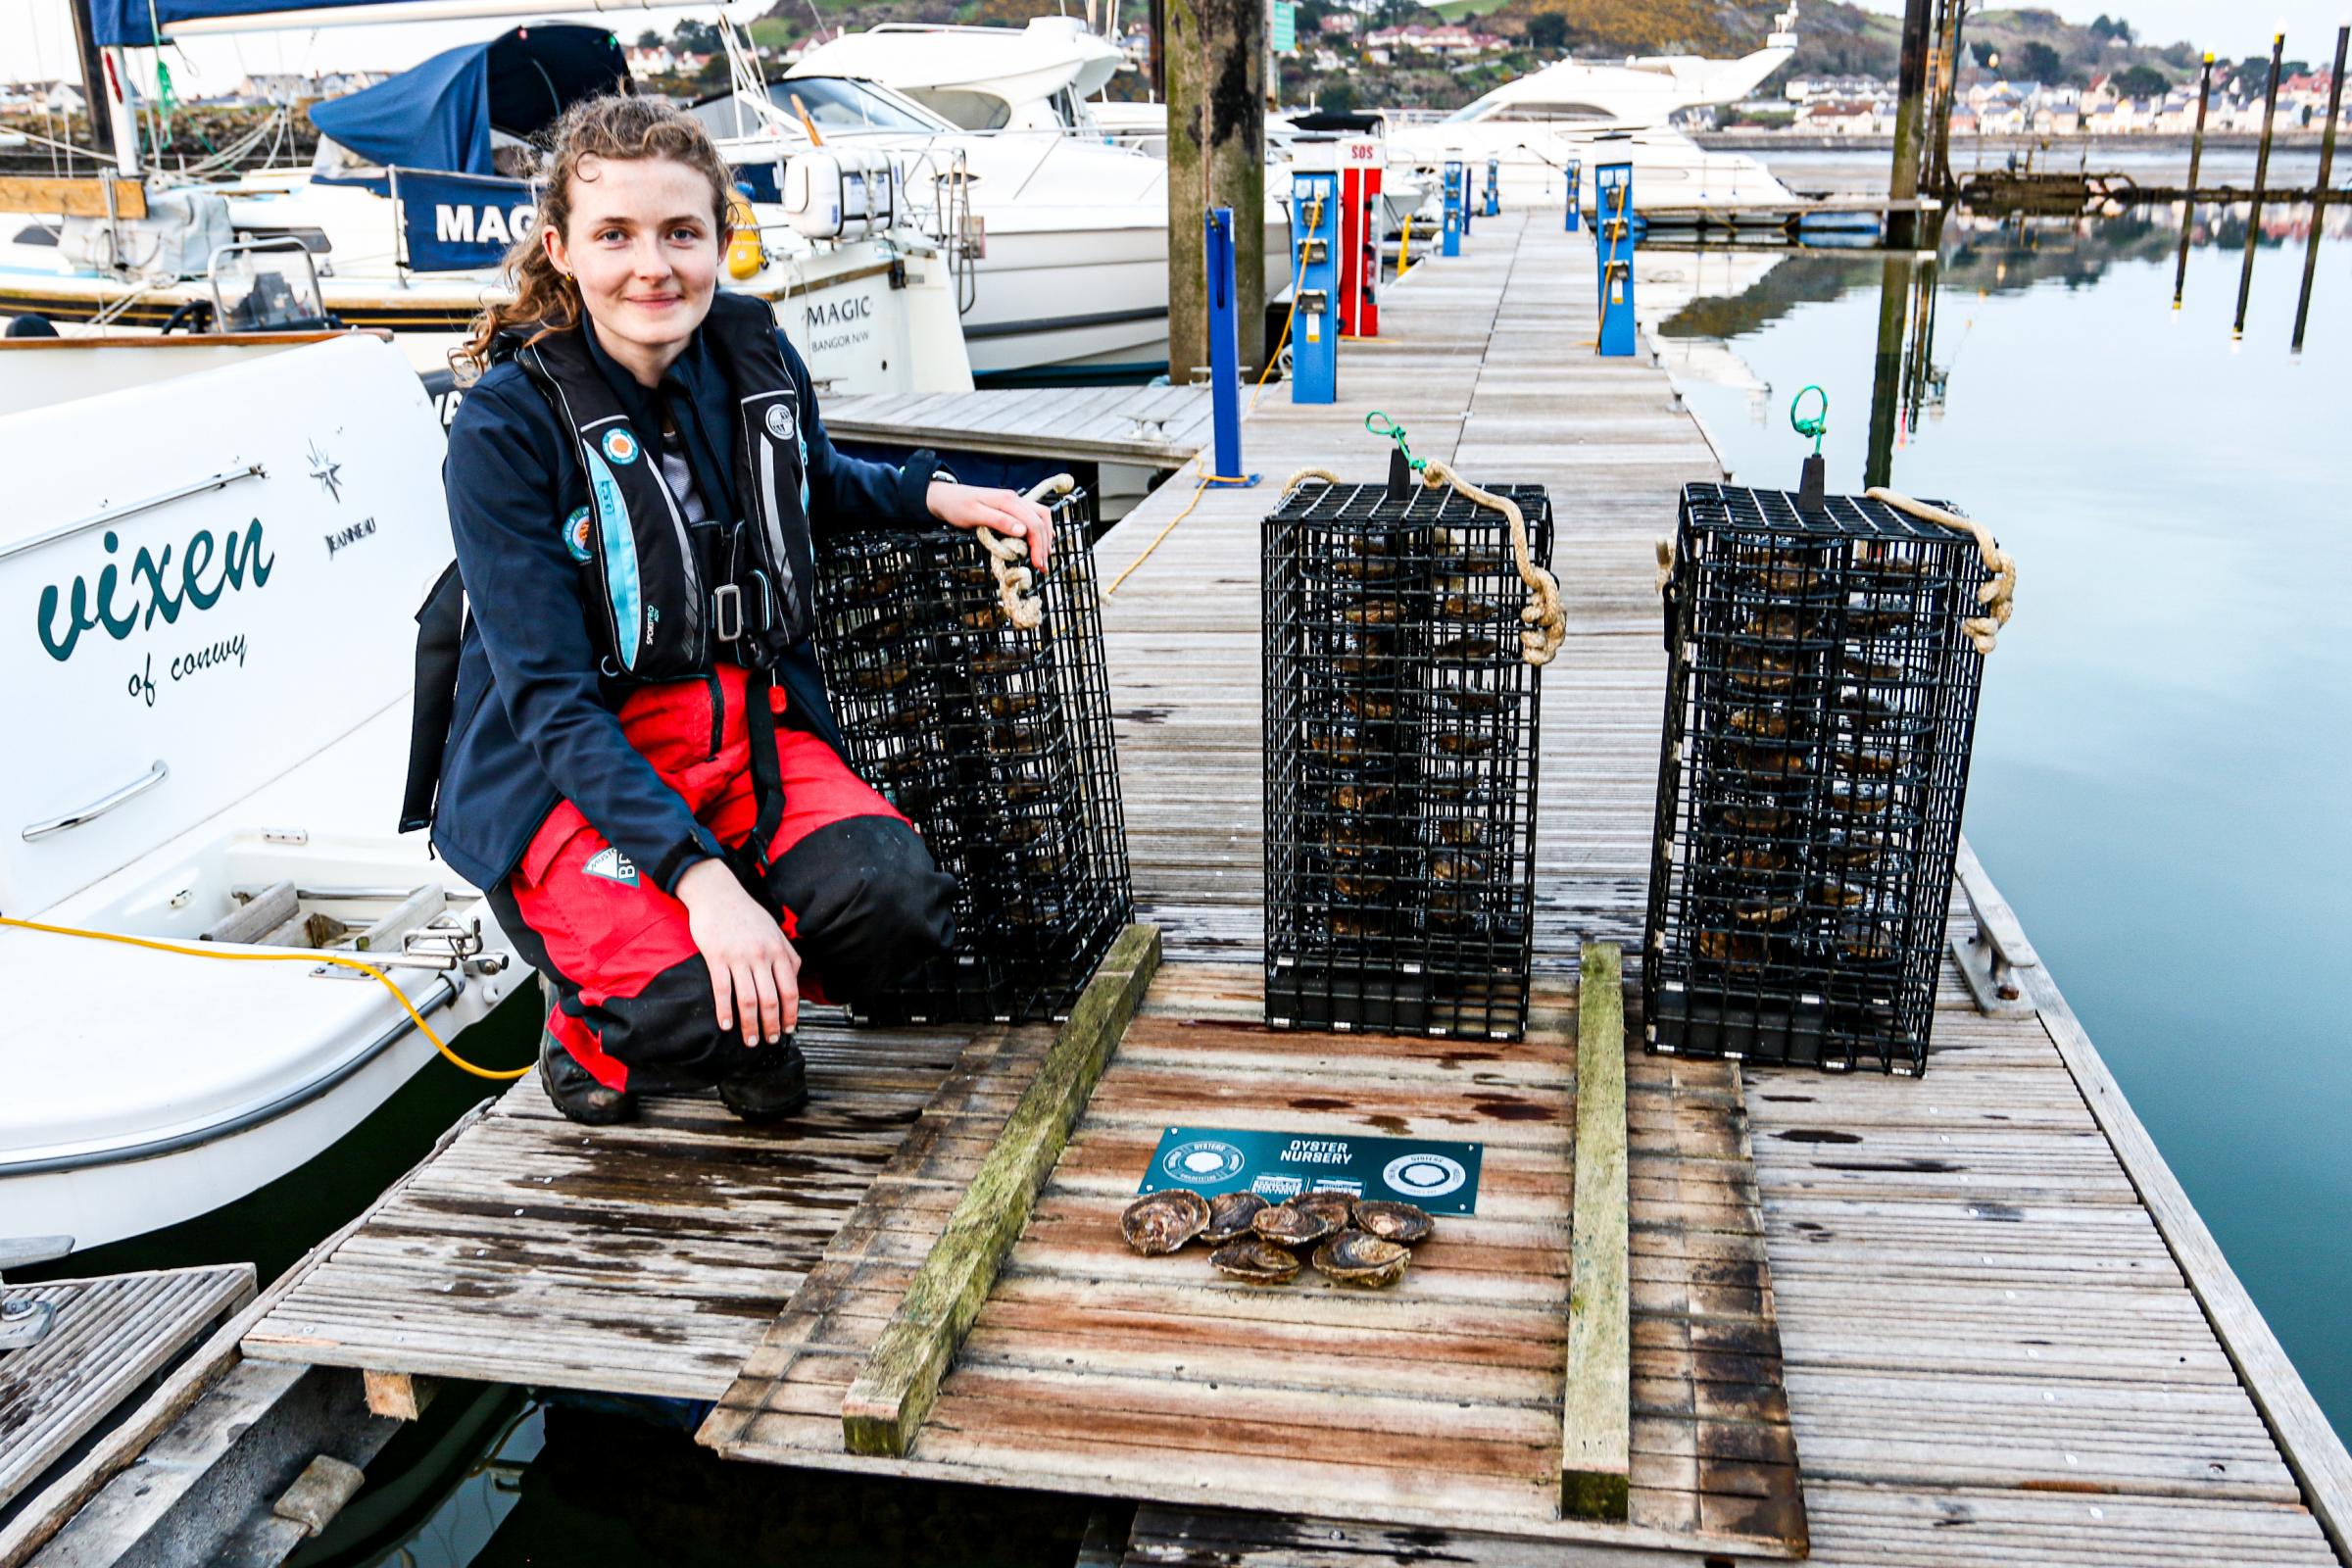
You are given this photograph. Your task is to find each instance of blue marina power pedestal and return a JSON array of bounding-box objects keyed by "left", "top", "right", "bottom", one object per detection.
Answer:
[
  {"left": 1203, "top": 206, "right": 1255, "bottom": 485},
  {"left": 1594, "top": 162, "right": 1636, "bottom": 357},
  {"left": 1564, "top": 159, "right": 1582, "bottom": 231},
  {"left": 1441, "top": 159, "right": 1465, "bottom": 257},
  {"left": 1289, "top": 163, "right": 1340, "bottom": 405},
  {"left": 1482, "top": 154, "right": 1500, "bottom": 217}
]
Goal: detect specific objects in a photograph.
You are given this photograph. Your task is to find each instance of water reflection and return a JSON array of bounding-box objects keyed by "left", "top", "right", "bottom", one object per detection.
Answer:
[{"left": 1647, "top": 210, "right": 2352, "bottom": 1446}]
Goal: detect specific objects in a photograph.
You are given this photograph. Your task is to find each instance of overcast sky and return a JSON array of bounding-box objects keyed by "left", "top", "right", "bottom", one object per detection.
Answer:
[{"left": 3, "top": 0, "right": 2346, "bottom": 92}]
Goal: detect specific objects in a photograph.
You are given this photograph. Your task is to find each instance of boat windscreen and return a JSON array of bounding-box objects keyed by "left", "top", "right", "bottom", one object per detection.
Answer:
[{"left": 771, "top": 76, "right": 949, "bottom": 133}]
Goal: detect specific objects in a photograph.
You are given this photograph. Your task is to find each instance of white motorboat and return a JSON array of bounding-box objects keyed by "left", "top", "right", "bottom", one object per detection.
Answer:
[
  {"left": 749, "top": 27, "right": 1290, "bottom": 380},
  {"left": 1383, "top": 8, "right": 1806, "bottom": 220},
  {"left": 0, "top": 330, "right": 528, "bottom": 1254},
  {"left": 0, "top": 23, "right": 972, "bottom": 393}
]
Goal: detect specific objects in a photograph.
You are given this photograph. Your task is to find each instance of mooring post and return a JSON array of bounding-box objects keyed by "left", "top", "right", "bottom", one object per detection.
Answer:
[
  {"left": 2175, "top": 52, "right": 2215, "bottom": 309},
  {"left": 1203, "top": 207, "right": 1251, "bottom": 482},
  {"left": 2235, "top": 30, "right": 2286, "bottom": 340},
  {"left": 1885, "top": 0, "right": 1936, "bottom": 251},
  {"left": 1164, "top": 0, "right": 1267, "bottom": 380},
  {"left": 2292, "top": 25, "right": 2348, "bottom": 351}
]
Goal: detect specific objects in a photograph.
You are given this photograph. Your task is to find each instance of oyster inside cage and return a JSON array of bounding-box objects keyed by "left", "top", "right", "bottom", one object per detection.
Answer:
[
  {"left": 1121, "top": 1190, "right": 1210, "bottom": 1255},
  {"left": 1312, "top": 1230, "right": 1412, "bottom": 1288}
]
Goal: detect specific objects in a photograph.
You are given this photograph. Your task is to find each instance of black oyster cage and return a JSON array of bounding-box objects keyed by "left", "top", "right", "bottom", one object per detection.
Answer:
[
  {"left": 1263, "top": 478, "right": 1552, "bottom": 1042},
  {"left": 1644, "top": 483, "right": 1990, "bottom": 1075},
  {"left": 813, "top": 486, "right": 1132, "bottom": 1024}
]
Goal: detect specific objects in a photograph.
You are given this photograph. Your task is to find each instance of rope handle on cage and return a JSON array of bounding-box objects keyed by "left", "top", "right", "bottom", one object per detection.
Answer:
[
  {"left": 1280, "top": 417, "right": 1567, "bottom": 668},
  {"left": 971, "top": 472, "right": 1075, "bottom": 631},
  {"left": 1650, "top": 495, "right": 2018, "bottom": 656}
]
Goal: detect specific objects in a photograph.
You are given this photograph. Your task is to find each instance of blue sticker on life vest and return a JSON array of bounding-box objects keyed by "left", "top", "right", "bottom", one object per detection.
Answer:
[
  {"left": 583, "top": 447, "right": 642, "bottom": 670},
  {"left": 563, "top": 506, "right": 593, "bottom": 563},
  {"left": 600, "top": 426, "right": 640, "bottom": 466},
  {"left": 797, "top": 431, "right": 809, "bottom": 517}
]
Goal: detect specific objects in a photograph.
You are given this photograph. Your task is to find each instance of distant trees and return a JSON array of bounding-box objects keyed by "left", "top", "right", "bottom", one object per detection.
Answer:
[
  {"left": 2015, "top": 40, "right": 2065, "bottom": 84},
  {"left": 2088, "top": 14, "right": 2133, "bottom": 44},
  {"left": 2111, "top": 64, "right": 2167, "bottom": 98},
  {"left": 1526, "top": 12, "right": 1568, "bottom": 54}
]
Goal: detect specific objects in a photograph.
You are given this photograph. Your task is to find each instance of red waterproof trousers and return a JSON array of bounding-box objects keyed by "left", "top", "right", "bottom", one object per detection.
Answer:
[{"left": 487, "top": 663, "right": 956, "bottom": 1092}]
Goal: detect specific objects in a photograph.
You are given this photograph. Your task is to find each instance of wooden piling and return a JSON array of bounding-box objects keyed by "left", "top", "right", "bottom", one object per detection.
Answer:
[
  {"left": 2234, "top": 31, "right": 2285, "bottom": 340},
  {"left": 1885, "top": 0, "right": 1936, "bottom": 250},
  {"left": 2292, "top": 26, "right": 2348, "bottom": 351},
  {"left": 2174, "top": 53, "right": 2214, "bottom": 309},
  {"left": 1163, "top": 0, "right": 1266, "bottom": 381},
  {"left": 1927, "top": 0, "right": 1969, "bottom": 198}
]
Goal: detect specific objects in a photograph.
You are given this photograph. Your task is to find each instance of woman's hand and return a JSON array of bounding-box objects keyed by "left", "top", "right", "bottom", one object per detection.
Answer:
[
  {"left": 928, "top": 479, "right": 1054, "bottom": 571},
  {"left": 675, "top": 858, "right": 800, "bottom": 1047}
]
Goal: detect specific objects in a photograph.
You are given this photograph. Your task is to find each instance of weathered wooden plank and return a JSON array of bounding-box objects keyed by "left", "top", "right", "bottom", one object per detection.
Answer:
[
  {"left": 0, "top": 1266, "right": 254, "bottom": 1512},
  {"left": 1561, "top": 942, "right": 1631, "bottom": 1520},
  {"left": 837, "top": 923, "right": 1162, "bottom": 1456},
  {"left": 0, "top": 174, "right": 148, "bottom": 220}
]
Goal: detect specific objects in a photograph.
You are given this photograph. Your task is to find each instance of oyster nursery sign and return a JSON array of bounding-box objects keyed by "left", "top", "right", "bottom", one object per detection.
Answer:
[{"left": 1139, "top": 1126, "right": 1484, "bottom": 1215}]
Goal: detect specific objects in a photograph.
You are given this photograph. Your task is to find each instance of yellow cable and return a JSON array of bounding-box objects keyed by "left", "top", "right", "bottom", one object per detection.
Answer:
[
  {"left": 1106, "top": 456, "right": 1214, "bottom": 596},
  {"left": 0, "top": 913, "right": 530, "bottom": 1081}
]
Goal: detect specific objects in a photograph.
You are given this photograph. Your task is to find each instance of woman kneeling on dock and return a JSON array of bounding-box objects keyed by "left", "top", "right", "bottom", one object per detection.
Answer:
[{"left": 404, "top": 96, "right": 1054, "bottom": 1126}]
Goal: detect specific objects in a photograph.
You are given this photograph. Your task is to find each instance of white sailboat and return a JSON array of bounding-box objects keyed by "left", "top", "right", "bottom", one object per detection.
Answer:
[
  {"left": 1384, "top": 8, "right": 1807, "bottom": 220},
  {"left": 0, "top": 330, "right": 526, "bottom": 1253},
  {"left": 0, "top": 16, "right": 973, "bottom": 393}
]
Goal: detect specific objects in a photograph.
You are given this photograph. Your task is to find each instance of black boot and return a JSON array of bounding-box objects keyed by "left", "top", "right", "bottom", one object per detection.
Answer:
[
  {"left": 718, "top": 1036, "right": 809, "bottom": 1123},
  {"left": 537, "top": 981, "right": 635, "bottom": 1126}
]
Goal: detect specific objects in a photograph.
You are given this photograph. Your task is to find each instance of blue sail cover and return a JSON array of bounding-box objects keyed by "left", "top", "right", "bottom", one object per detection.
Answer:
[
  {"left": 91, "top": 0, "right": 417, "bottom": 46},
  {"left": 308, "top": 26, "right": 627, "bottom": 176}
]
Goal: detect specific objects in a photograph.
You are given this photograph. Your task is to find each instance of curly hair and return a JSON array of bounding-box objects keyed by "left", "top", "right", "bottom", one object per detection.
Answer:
[{"left": 456, "top": 93, "right": 736, "bottom": 377}]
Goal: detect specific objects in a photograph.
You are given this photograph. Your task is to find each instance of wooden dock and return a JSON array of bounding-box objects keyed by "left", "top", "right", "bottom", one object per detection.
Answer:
[
  {"left": 6, "top": 207, "right": 2346, "bottom": 1568},
  {"left": 822, "top": 385, "right": 1214, "bottom": 470}
]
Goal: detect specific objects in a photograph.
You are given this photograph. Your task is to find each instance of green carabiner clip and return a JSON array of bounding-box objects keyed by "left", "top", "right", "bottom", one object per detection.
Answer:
[
  {"left": 1789, "top": 385, "right": 1829, "bottom": 456},
  {"left": 1365, "top": 410, "right": 1423, "bottom": 471}
]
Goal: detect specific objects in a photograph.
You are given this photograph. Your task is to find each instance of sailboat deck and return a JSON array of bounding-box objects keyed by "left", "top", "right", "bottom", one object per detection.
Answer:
[{"left": 85, "top": 207, "right": 2347, "bottom": 1567}]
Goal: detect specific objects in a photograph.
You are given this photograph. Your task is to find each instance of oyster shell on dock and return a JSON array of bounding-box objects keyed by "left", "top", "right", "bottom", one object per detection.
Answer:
[
  {"left": 1311, "top": 1230, "right": 1412, "bottom": 1288},
  {"left": 1200, "top": 1191, "right": 1270, "bottom": 1244},
  {"left": 1121, "top": 1190, "right": 1211, "bottom": 1255},
  {"left": 1351, "top": 1200, "right": 1436, "bottom": 1246},
  {"left": 1295, "top": 1192, "right": 1357, "bottom": 1234},
  {"left": 1253, "top": 1200, "right": 1343, "bottom": 1249},
  {"left": 1209, "top": 1238, "right": 1302, "bottom": 1284}
]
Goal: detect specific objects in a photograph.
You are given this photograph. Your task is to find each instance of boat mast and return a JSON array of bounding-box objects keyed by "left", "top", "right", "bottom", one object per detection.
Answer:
[{"left": 67, "top": 0, "right": 142, "bottom": 178}]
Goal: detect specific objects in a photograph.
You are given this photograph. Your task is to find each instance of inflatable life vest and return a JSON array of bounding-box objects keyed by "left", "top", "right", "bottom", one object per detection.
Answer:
[
  {"left": 517, "top": 290, "right": 816, "bottom": 677},
  {"left": 399, "top": 294, "right": 820, "bottom": 862}
]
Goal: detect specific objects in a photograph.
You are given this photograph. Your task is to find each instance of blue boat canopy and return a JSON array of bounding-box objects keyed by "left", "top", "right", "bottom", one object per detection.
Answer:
[{"left": 307, "top": 25, "right": 627, "bottom": 176}]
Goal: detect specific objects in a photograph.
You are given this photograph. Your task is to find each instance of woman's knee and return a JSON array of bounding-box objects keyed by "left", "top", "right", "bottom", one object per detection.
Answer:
[{"left": 769, "top": 815, "right": 956, "bottom": 989}]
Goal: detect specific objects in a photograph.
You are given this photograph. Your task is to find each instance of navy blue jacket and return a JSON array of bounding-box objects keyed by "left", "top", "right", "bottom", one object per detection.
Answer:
[{"left": 432, "top": 316, "right": 940, "bottom": 897}]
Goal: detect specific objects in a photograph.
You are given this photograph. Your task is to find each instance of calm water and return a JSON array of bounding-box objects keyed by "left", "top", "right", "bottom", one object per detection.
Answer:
[{"left": 1647, "top": 204, "right": 2352, "bottom": 1441}]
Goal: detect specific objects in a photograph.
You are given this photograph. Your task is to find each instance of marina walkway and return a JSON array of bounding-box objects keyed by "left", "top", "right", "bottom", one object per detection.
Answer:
[
  {"left": 1087, "top": 209, "right": 2346, "bottom": 1565},
  {"left": 12, "top": 209, "right": 2342, "bottom": 1568}
]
